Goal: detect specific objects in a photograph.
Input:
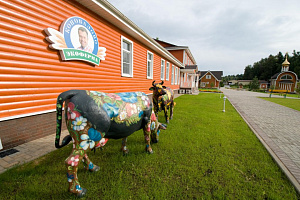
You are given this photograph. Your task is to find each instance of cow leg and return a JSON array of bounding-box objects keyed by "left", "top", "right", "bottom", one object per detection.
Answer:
[
  {"left": 65, "top": 149, "right": 87, "bottom": 197},
  {"left": 170, "top": 102, "right": 174, "bottom": 120},
  {"left": 144, "top": 122, "right": 153, "bottom": 153},
  {"left": 164, "top": 106, "right": 169, "bottom": 124},
  {"left": 82, "top": 153, "right": 100, "bottom": 172},
  {"left": 121, "top": 137, "right": 129, "bottom": 155}
]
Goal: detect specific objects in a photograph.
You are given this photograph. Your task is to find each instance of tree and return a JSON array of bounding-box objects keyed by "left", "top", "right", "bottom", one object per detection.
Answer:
[{"left": 249, "top": 76, "right": 259, "bottom": 91}]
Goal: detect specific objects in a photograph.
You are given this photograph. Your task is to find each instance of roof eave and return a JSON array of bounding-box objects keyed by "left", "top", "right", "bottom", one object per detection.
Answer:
[{"left": 74, "top": 0, "right": 184, "bottom": 68}]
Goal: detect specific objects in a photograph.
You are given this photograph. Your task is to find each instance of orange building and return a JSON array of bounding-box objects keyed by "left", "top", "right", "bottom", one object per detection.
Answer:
[
  {"left": 0, "top": 1, "right": 187, "bottom": 150},
  {"left": 198, "top": 71, "right": 223, "bottom": 88},
  {"left": 155, "top": 39, "right": 199, "bottom": 94}
]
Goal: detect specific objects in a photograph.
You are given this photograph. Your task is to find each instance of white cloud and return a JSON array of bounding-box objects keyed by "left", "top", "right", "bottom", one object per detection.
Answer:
[{"left": 108, "top": 0, "right": 300, "bottom": 75}]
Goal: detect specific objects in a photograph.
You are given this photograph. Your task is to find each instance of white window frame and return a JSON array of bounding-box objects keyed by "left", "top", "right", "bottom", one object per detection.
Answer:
[
  {"left": 171, "top": 65, "right": 174, "bottom": 85},
  {"left": 206, "top": 75, "right": 211, "bottom": 79},
  {"left": 166, "top": 62, "right": 170, "bottom": 81},
  {"left": 147, "top": 51, "right": 153, "bottom": 79},
  {"left": 161, "top": 59, "right": 165, "bottom": 80},
  {"left": 121, "top": 36, "right": 133, "bottom": 77},
  {"left": 175, "top": 67, "right": 178, "bottom": 85}
]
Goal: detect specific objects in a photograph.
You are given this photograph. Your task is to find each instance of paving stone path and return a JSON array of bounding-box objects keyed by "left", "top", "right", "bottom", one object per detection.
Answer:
[{"left": 221, "top": 88, "right": 300, "bottom": 192}]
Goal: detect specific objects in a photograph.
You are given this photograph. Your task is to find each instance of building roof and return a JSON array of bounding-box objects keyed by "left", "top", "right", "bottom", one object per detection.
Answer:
[
  {"left": 74, "top": 0, "right": 184, "bottom": 68},
  {"left": 198, "top": 71, "right": 223, "bottom": 80},
  {"left": 185, "top": 65, "right": 198, "bottom": 70},
  {"left": 154, "top": 39, "right": 197, "bottom": 65}
]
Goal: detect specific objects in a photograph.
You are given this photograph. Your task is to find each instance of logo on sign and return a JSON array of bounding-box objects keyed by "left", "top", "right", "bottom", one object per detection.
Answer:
[{"left": 45, "top": 16, "right": 106, "bottom": 65}]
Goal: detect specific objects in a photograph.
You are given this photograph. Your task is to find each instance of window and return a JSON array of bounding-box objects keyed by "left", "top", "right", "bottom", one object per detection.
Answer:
[
  {"left": 281, "top": 74, "right": 293, "bottom": 80},
  {"left": 121, "top": 36, "right": 133, "bottom": 77},
  {"left": 175, "top": 67, "right": 178, "bottom": 84},
  {"left": 206, "top": 75, "right": 211, "bottom": 79},
  {"left": 166, "top": 62, "right": 170, "bottom": 81},
  {"left": 171, "top": 65, "right": 174, "bottom": 84},
  {"left": 161, "top": 59, "right": 165, "bottom": 80},
  {"left": 147, "top": 51, "right": 153, "bottom": 79}
]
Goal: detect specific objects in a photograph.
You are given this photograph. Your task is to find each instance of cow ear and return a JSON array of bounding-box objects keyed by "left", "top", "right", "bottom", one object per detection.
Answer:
[
  {"left": 149, "top": 87, "right": 154, "bottom": 91},
  {"left": 162, "top": 86, "right": 166, "bottom": 89}
]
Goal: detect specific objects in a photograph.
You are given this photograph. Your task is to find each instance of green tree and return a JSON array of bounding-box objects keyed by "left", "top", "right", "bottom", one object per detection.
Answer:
[{"left": 249, "top": 76, "right": 259, "bottom": 91}]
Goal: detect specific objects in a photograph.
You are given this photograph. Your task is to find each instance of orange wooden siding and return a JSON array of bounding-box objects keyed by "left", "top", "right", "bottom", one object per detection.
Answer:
[{"left": 0, "top": 0, "right": 180, "bottom": 120}]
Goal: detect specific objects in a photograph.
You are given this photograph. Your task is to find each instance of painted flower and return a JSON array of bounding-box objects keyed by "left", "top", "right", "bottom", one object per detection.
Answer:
[
  {"left": 150, "top": 121, "right": 156, "bottom": 131},
  {"left": 90, "top": 90, "right": 106, "bottom": 97},
  {"left": 88, "top": 128, "right": 102, "bottom": 141},
  {"left": 68, "top": 155, "right": 80, "bottom": 167},
  {"left": 125, "top": 103, "right": 137, "bottom": 117},
  {"left": 89, "top": 162, "right": 94, "bottom": 170},
  {"left": 76, "top": 185, "right": 82, "bottom": 192},
  {"left": 67, "top": 102, "right": 80, "bottom": 120},
  {"left": 135, "top": 92, "right": 144, "bottom": 97},
  {"left": 67, "top": 173, "right": 74, "bottom": 183},
  {"left": 141, "top": 95, "right": 151, "bottom": 107},
  {"left": 119, "top": 110, "right": 127, "bottom": 120},
  {"left": 72, "top": 116, "right": 87, "bottom": 131},
  {"left": 107, "top": 93, "right": 122, "bottom": 101},
  {"left": 80, "top": 134, "right": 95, "bottom": 150},
  {"left": 117, "top": 92, "right": 138, "bottom": 103},
  {"left": 103, "top": 103, "right": 119, "bottom": 118}
]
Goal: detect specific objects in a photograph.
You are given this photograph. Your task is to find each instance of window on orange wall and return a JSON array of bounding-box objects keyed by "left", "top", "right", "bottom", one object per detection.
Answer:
[
  {"left": 206, "top": 75, "right": 211, "bottom": 79},
  {"left": 121, "top": 36, "right": 133, "bottom": 77},
  {"left": 147, "top": 51, "right": 153, "bottom": 79},
  {"left": 166, "top": 62, "right": 170, "bottom": 81},
  {"left": 175, "top": 67, "right": 178, "bottom": 84},
  {"left": 171, "top": 65, "right": 174, "bottom": 85},
  {"left": 161, "top": 59, "right": 165, "bottom": 80}
]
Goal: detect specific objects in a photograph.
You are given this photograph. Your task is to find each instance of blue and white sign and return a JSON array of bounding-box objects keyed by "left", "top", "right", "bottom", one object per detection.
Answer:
[{"left": 45, "top": 16, "right": 106, "bottom": 65}]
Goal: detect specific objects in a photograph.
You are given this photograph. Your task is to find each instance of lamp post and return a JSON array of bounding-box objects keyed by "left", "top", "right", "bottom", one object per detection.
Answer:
[{"left": 223, "top": 96, "right": 227, "bottom": 112}]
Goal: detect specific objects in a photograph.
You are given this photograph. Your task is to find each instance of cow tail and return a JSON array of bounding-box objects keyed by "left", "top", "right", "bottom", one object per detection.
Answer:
[{"left": 55, "top": 90, "right": 80, "bottom": 148}]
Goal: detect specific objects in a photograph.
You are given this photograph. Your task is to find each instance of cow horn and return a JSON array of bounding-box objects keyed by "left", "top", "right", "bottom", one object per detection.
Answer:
[
  {"left": 152, "top": 80, "right": 156, "bottom": 86},
  {"left": 160, "top": 81, "right": 164, "bottom": 85}
]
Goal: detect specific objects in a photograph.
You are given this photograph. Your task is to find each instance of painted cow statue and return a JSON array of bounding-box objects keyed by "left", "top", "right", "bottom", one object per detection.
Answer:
[
  {"left": 149, "top": 81, "right": 175, "bottom": 123},
  {"left": 55, "top": 90, "right": 166, "bottom": 197}
]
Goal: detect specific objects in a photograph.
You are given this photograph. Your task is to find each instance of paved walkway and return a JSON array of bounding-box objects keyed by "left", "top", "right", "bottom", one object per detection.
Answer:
[
  {"left": 1, "top": 90, "right": 300, "bottom": 193},
  {"left": 220, "top": 88, "right": 300, "bottom": 193}
]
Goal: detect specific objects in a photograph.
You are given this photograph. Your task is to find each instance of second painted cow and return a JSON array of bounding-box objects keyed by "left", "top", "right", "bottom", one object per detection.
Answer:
[
  {"left": 55, "top": 90, "right": 166, "bottom": 197},
  {"left": 149, "top": 81, "right": 175, "bottom": 123}
]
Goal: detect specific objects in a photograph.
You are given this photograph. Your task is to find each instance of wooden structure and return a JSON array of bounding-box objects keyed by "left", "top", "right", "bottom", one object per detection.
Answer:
[
  {"left": 0, "top": 0, "right": 187, "bottom": 150},
  {"left": 270, "top": 54, "right": 298, "bottom": 92},
  {"left": 198, "top": 71, "right": 223, "bottom": 88},
  {"left": 154, "top": 39, "right": 198, "bottom": 94}
]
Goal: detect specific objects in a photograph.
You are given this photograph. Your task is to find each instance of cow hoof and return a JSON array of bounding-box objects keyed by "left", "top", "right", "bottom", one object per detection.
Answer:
[
  {"left": 77, "top": 188, "right": 87, "bottom": 198},
  {"left": 151, "top": 139, "right": 158, "bottom": 143},
  {"left": 89, "top": 165, "right": 100, "bottom": 172}
]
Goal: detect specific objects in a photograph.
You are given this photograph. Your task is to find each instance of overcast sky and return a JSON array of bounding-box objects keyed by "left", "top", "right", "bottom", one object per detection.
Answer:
[{"left": 108, "top": 0, "right": 300, "bottom": 76}]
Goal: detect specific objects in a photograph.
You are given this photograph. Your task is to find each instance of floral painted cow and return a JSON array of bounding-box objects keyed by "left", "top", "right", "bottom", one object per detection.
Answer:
[
  {"left": 149, "top": 81, "right": 175, "bottom": 123},
  {"left": 55, "top": 90, "right": 166, "bottom": 197}
]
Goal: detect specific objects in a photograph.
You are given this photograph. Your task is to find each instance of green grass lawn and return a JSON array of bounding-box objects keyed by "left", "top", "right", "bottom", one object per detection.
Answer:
[
  {"left": 260, "top": 97, "right": 300, "bottom": 111},
  {"left": 0, "top": 93, "right": 298, "bottom": 199}
]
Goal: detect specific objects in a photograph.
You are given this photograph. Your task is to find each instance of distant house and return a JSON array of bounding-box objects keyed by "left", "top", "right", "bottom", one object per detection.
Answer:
[
  {"left": 259, "top": 80, "right": 268, "bottom": 90},
  {"left": 237, "top": 80, "right": 252, "bottom": 86},
  {"left": 270, "top": 54, "right": 298, "bottom": 92},
  {"left": 198, "top": 71, "right": 223, "bottom": 88},
  {"left": 155, "top": 39, "right": 199, "bottom": 94}
]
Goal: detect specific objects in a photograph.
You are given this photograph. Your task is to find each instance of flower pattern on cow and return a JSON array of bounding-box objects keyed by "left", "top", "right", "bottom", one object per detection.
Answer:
[
  {"left": 103, "top": 103, "right": 119, "bottom": 118},
  {"left": 67, "top": 102, "right": 80, "bottom": 120},
  {"left": 68, "top": 155, "right": 80, "bottom": 166},
  {"left": 88, "top": 128, "right": 102, "bottom": 141},
  {"left": 80, "top": 134, "right": 95, "bottom": 150},
  {"left": 67, "top": 173, "right": 75, "bottom": 183},
  {"left": 117, "top": 92, "right": 138, "bottom": 103},
  {"left": 72, "top": 116, "right": 87, "bottom": 131},
  {"left": 86, "top": 90, "right": 151, "bottom": 126}
]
